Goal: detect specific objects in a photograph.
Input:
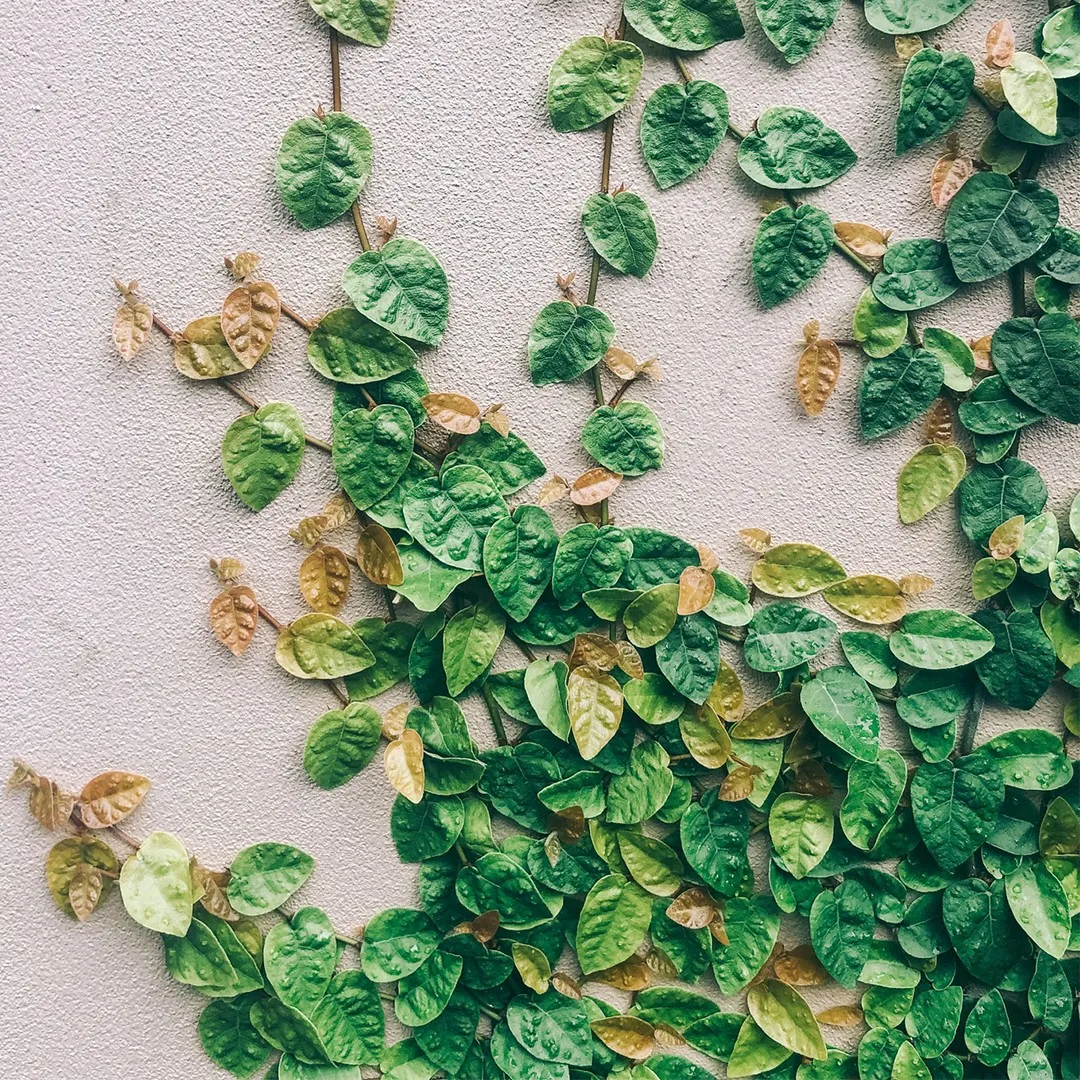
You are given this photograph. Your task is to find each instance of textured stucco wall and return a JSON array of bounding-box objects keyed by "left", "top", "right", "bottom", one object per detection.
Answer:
[{"left": 0, "top": 0, "right": 1077, "bottom": 1074}]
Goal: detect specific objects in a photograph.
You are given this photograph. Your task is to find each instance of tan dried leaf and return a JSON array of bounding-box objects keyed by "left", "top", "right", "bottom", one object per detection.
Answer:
[
  {"left": 221, "top": 281, "right": 281, "bottom": 369},
  {"left": 209, "top": 556, "right": 245, "bottom": 583},
  {"left": 797, "top": 336, "right": 842, "bottom": 417},
  {"left": 67, "top": 864, "right": 106, "bottom": 922},
  {"left": 28, "top": 777, "right": 76, "bottom": 831},
  {"left": 299, "top": 546, "right": 351, "bottom": 614},
  {"left": 544, "top": 831, "right": 562, "bottom": 867},
  {"left": 739, "top": 528, "right": 772, "bottom": 554},
  {"left": 696, "top": 543, "right": 719, "bottom": 573},
  {"left": 894, "top": 34, "right": 924, "bottom": 60},
  {"left": 985, "top": 18, "right": 1015, "bottom": 68},
  {"left": 678, "top": 565, "right": 716, "bottom": 615},
  {"left": 112, "top": 285, "right": 153, "bottom": 361},
  {"left": 225, "top": 252, "right": 262, "bottom": 280},
  {"left": 970, "top": 335, "right": 994, "bottom": 371},
  {"left": 653, "top": 1024, "right": 686, "bottom": 1049},
  {"left": 645, "top": 948, "right": 679, "bottom": 979},
  {"left": 930, "top": 151, "right": 974, "bottom": 209},
  {"left": 924, "top": 398, "right": 955, "bottom": 445},
  {"left": 552, "top": 972, "right": 583, "bottom": 999},
  {"left": 8, "top": 758, "right": 38, "bottom": 790},
  {"left": 77, "top": 771, "right": 151, "bottom": 829},
  {"left": 719, "top": 765, "right": 759, "bottom": 802},
  {"left": 550, "top": 806, "right": 586, "bottom": 846},
  {"left": 322, "top": 491, "right": 356, "bottom": 530},
  {"left": 989, "top": 514, "right": 1025, "bottom": 559},
  {"left": 590, "top": 1016, "right": 655, "bottom": 1061},
  {"left": 775, "top": 944, "right": 830, "bottom": 986},
  {"left": 422, "top": 393, "right": 482, "bottom": 435},
  {"left": 193, "top": 864, "right": 237, "bottom": 921},
  {"left": 603, "top": 346, "right": 641, "bottom": 380},
  {"left": 899, "top": 573, "right": 934, "bottom": 597},
  {"left": 537, "top": 475, "right": 571, "bottom": 507},
  {"left": 592, "top": 955, "right": 652, "bottom": 991},
  {"left": 385, "top": 729, "right": 424, "bottom": 803},
  {"left": 210, "top": 585, "right": 259, "bottom": 657},
  {"left": 817, "top": 1005, "right": 864, "bottom": 1027},
  {"left": 375, "top": 215, "right": 398, "bottom": 244},
  {"left": 570, "top": 468, "right": 622, "bottom": 506},
  {"left": 834, "top": 222, "right": 890, "bottom": 260},
  {"left": 708, "top": 914, "right": 730, "bottom": 946},
  {"left": 382, "top": 702, "right": 411, "bottom": 741},
  {"left": 556, "top": 271, "right": 578, "bottom": 301},
  {"left": 666, "top": 887, "right": 716, "bottom": 930},
  {"left": 614, "top": 640, "right": 644, "bottom": 681},
  {"left": 483, "top": 404, "right": 510, "bottom": 436},
  {"left": 569, "top": 632, "right": 621, "bottom": 672},
  {"left": 356, "top": 523, "right": 405, "bottom": 587},
  {"left": 291, "top": 513, "right": 331, "bottom": 549},
  {"left": 639, "top": 356, "right": 662, "bottom": 381},
  {"left": 802, "top": 319, "right": 820, "bottom": 344}
]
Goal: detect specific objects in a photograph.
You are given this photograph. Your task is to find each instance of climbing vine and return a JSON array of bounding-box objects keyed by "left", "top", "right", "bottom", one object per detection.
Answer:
[{"left": 13, "top": 1, "right": 1080, "bottom": 1079}]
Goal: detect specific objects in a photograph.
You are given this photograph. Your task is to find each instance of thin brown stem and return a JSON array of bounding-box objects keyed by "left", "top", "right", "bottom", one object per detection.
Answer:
[
  {"left": 507, "top": 630, "right": 538, "bottom": 663},
  {"left": 329, "top": 28, "right": 343, "bottom": 111},
  {"left": 351, "top": 204, "right": 372, "bottom": 252},
  {"left": 280, "top": 301, "right": 316, "bottom": 332},
  {"left": 482, "top": 686, "right": 509, "bottom": 746},
  {"left": 609, "top": 377, "right": 637, "bottom": 407},
  {"left": 256, "top": 604, "right": 285, "bottom": 632},
  {"left": 152, "top": 313, "right": 182, "bottom": 343}
]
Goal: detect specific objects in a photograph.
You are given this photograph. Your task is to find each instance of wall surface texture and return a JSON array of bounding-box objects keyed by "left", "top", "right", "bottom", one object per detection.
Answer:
[{"left": 0, "top": 0, "right": 1077, "bottom": 1074}]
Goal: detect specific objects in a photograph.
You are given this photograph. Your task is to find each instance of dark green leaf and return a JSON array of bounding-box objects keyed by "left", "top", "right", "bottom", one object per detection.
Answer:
[{"left": 640, "top": 80, "right": 728, "bottom": 188}]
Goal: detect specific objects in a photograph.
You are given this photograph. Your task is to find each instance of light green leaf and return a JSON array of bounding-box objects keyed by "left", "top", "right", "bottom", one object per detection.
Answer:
[
  {"left": 963, "top": 988, "right": 1011, "bottom": 1067},
  {"left": 527, "top": 301, "right": 615, "bottom": 386},
  {"left": 307, "top": 0, "right": 392, "bottom": 45},
  {"left": 394, "top": 539, "right": 472, "bottom": 612},
  {"left": 575, "top": 873, "right": 652, "bottom": 973},
  {"left": 769, "top": 793, "right": 833, "bottom": 879},
  {"left": 897, "top": 444, "right": 966, "bottom": 524},
  {"left": 567, "top": 664, "right": 624, "bottom": 760},
  {"left": 623, "top": 0, "right": 745, "bottom": 51},
  {"left": 507, "top": 991, "right": 592, "bottom": 1067},
  {"left": 744, "top": 602, "right": 836, "bottom": 672},
  {"left": 895, "top": 49, "right": 974, "bottom": 154},
  {"left": 249, "top": 997, "right": 330, "bottom": 1065},
  {"left": 308, "top": 308, "right": 419, "bottom": 385},
  {"left": 640, "top": 80, "right": 728, "bottom": 188},
  {"left": 1004, "top": 863, "right": 1071, "bottom": 957},
  {"left": 852, "top": 288, "right": 909, "bottom": 359},
  {"left": 332, "top": 404, "right": 414, "bottom": 510},
  {"left": 581, "top": 401, "right": 664, "bottom": 475},
  {"left": 624, "top": 583, "right": 680, "bottom": 649},
  {"left": 442, "top": 423, "right": 546, "bottom": 495},
  {"left": 221, "top": 402, "right": 305, "bottom": 511},
  {"left": 442, "top": 599, "right": 505, "bottom": 697},
  {"left": 751, "top": 543, "right": 845, "bottom": 597},
  {"left": 1040, "top": 4, "right": 1080, "bottom": 78},
  {"left": 303, "top": 703, "right": 382, "bottom": 789},
  {"left": 276, "top": 614, "right": 375, "bottom": 680},
  {"left": 524, "top": 660, "right": 571, "bottom": 741},
  {"left": 116, "top": 831, "right": 192, "bottom": 936},
  {"left": 752, "top": 205, "right": 834, "bottom": 308},
  {"left": 712, "top": 895, "right": 781, "bottom": 993},
  {"left": 309, "top": 970, "right": 384, "bottom": 1066},
  {"left": 922, "top": 327, "right": 975, "bottom": 391},
  {"left": 607, "top": 740, "right": 674, "bottom": 823},
  {"left": 910, "top": 756, "right": 1004, "bottom": 870},
  {"left": 871, "top": 239, "right": 960, "bottom": 312},
  {"left": 265, "top": 906, "right": 337, "bottom": 1015},
  {"left": 737, "top": 106, "right": 856, "bottom": 190},
  {"left": 800, "top": 666, "right": 879, "bottom": 762},
  {"left": 361, "top": 908, "right": 440, "bottom": 981},
  {"left": 889, "top": 609, "right": 994, "bottom": 669},
  {"left": 726, "top": 1017, "right": 791, "bottom": 1078},
  {"left": 863, "top": 0, "right": 974, "bottom": 34},
  {"left": 547, "top": 36, "right": 643, "bottom": 132},
  {"left": 1007, "top": 1041, "right": 1054, "bottom": 1080},
  {"left": 755, "top": 0, "right": 840, "bottom": 64},
  {"left": 617, "top": 830, "right": 683, "bottom": 895},
  {"left": 395, "top": 948, "right": 462, "bottom": 1026},
  {"left": 582, "top": 192, "right": 658, "bottom": 278},
  {"left": 228, "top": 843, "right": 315, "bottom": 916},
  {"left": 840, "top": 631, "right": 898, "bottom": 690},
  {"left": 841, "top": 749, "right": 907, "bottom": 850},
  {"left": 747, "top": 980, "right": 826, "bottom": 1060},
  {"left": 1002, "top": 53, "right": 1058, "bottom": 138}
]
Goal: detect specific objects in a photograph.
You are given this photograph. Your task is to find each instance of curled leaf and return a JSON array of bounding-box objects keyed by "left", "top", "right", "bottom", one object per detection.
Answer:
[
  {"left": 592, "top": 955, "right": 652, "bottom": 991},
  {"left": 299, "top": 546, "right": 351, "bottom": 614},
  {"left": 483, "top": 404, "right": 510, "bottom": 436},
  {"left": 898, "top": 573, "right": 933, "bottom": 596},
  {"left": 356, "top": 522, "right": 404, "bottom": 587},
  {"left": 291, "top": 492, "right": 357, "bottom": 548},
  {"left": 458, "top": 909, "right": 500, "bottom": 943},
  {"left": 833, "top": 222, "right": 890, "bottom": 260},
  {"left": 739, "top": 528, "right": 772, "bottom": 554},
  {"left": 774, "top": 944, "right": 830, "bottom": 986},
  {"left": 209, "top": 586, "right": 259, "bottom": 657},
  {"left": 678, "top": 565, "right": 716, "bottom": 615},
  {"left": 615, "top": 641, "right": 645, "bottom": 681},
  {"left": 173, "top": 315, "right": 246, "bottom": 379},
  {"left": 77, "top": 772, "right": 151, "bottom": 829},
  {"left": 421, "top": 393, "right": 482, "bottom": 435},
  {"left": 985, "top": 19, "right": 1014, "bottom": 68},
  {"left": 970, "top": 335, "right": 993, "bottom": 371},
  {"left": 816, "top": 1005, "right": 863, "bottom": 1027},
  {"left": 930, "top": 150, "right": 973, "bottom": 209},
  {"left": 571, "top": 468, "right": 622, "bottom": 506},
  {"left": 988, "top": 514, "right": 1024, "bottom": 559},
  {"left": 797, "top": 334, "right": 841, "bottom": 417},
  {"left": 384, "top": 729, "right": 424, "bottom": 803},
  {"left": 603, "top": 346, "right": 641, "bottom": 379},
  {"left": 224, "top": 251, "right": 261, "bottom": 280},
  {"left": 552, "top": 972, "right": 582, "bottom": 999},
  {"left": 209, "top": 556, "right": 245, "bottom": 583},
  {"left": 381, "top": 702, "right": 410, "bottom": 740},
  {"left": 538, "top": 475, "right": 571, "bottom": 506},
  {"left": 221, "top": 280, "right": 281, "bottom": 369},
  {"left": 28, "top": 776, "right": 76, "bottom": 831}
]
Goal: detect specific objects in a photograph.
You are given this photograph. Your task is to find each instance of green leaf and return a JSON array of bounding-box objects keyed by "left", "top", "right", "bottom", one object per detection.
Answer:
[
  {"left": 506, "top": 991, "right": 592, "bottom": 1066},
  {"left": 958, "top": 374, "right": 1044, "bottom": 435},
  {"left": 442, "top": 423, "right": 546, "bottom": 495},
  {"left": 512, "top": 596, "right": 603, "bottom": 646},
  {"left": 910, "top": 757, "right": 1004, "bottom": 870},
  {"left": 527, "top": 301, "right": 615, "bottom": 386},
  {"left": 958, "top": 459, "right": 1048, "bottom": 546},
  {"left": 163, "top": 917, "right": 238, "bottom": 990},
  {"left": 858, "top": 940, "right": 921, "bottom": 988},
  {"left": 227, "top": 843, "right": 314, "bottom": 917},
  {"left": 769, "top": 793, "right": 833, "bottom": 879},
  {"left": 991, "top": 314, "right": 1080, "bottom": 424},
  {"left": 680, "top": 788, "right": 751, "bottom": 894},
  {"left": 581, "top": 401, "right": 664, "bottom": 475},
  {"left": 800, "top": 666, "right": 879, "bottom": 762},
  {"left": 972, "top": 612, "right": 1058, "bottom": 711},
  {"left": 640, "top": 80, "right": 728, "bottom": 188},
  {"left": 379, "top": 1039, "right": 438, "bottom": 1080},
  {"left": 963, "top": 988, "right": 1011, "bottom": 1067},
  {"left": 307, "top": 0, "right": 391, "bottom": 45},
  {"left": 483, "top": 506, "right": 557, "bottom": 622},
  {"left": 623, "top": 671, "right": 684, "bottom": 726},
  {"left": 751, "top": 543, "right": 846, "bottom": 598},
  {"left": 360, "top": 908, "right": 440, "bottom": 981},
  {"left": 897, "top": 444, "right": 966, "bottom": 523},
  {"left": 922, "top": 327, "right": 975, "bottom": 391},
  {"left": 1002, "top": 53, "right": 1058, "bottom": 138},
  {"left": 340, "top": 238, "right": 448, "bottom": 347},
  {"left": 332, "top": 404, "right": 414, "bottom": 510},
  {"left": 889, "top": 609, "right": 994, "bottom": 669},
  {"left": 524, "top": 661, "right": 572, "bottom": 741},
  {"left": 1004, "top": 863, "right": 1071, "bottom": 957},
  {"left": 199, "top": 997, "right": 272, "bottom": 1077},
  {"left": 945, "top": 173, "right": 1059, "bottom": 283},
  {"left": 656, "top": 613, "right": 719, "bottom": 704},
  {"left": 752, "top": 205, "right": 833, "bottom": 309},
  {"left": 852, "top": 288, "right": 909, "bottom": 358},
  {"left": 904, "top": 986, "right": 962, "bottom": 1060},
  {"left": 895, "top": 49, "right": 974, "bottom": 154},
  {"left": 309, "top": 970, "right": 384, "bottom": 1065},
  {"left": 552, "top": 524, "right": 633, "bottom": 610},
  {"left": 303, "top": 703, "right": 382, "bottom": 789},
  {"left": 581, "top": 192, "right": 658, "bottom": 278},
  {"left": 712, "top": 896, "right": 781, "bottom": 994},
  {"left": 249, "top": 997, "right": 330, "bottom": 1066},
  {"left": 265, "top": 906, "right": 337, "bottom": 1014},
  {"left": 624, "top": 583, "right": 680, "bottom": 649},
  {"left": 275, "top": 112, "right": 373, "bottom": 230},
  {"left": 394, "top": 539, "right": 472, "bottom": 612},
  {"left": 871, "top": 239, "right": 960, "bottom": 311},
  {"left": 744, "top": 602, "right": 836, "bottom": 672},
  {"left": 575, "top": 873, "right": 652, "bottom": 973},
  {"left": 841, "top": 748, "right": 907, "bottom": 850},
  {"left": 395, "top": 948, "right": 462, "bottom": 1026},
  {"left": 863, "top": 0, "right": 974, "bottom": 34},
  {"left": 390, "top": 794, "right": 464, "bottom": 862},
  {"left": 1040, "top": 4, "right": 1080, "bottom": 77},
  {"left": 276, "top": 614, "right": 376, "bottom": 680},
  {"left": 1034, "top": 274, "right": 1072, "bottom": 314},
  {"left": 479, "top": 743, "right": 560, "bottom": 828},
  {"left": 737, "top": 106, "right": 856, "bottom": 189},
  {"left": 726, "top": 1017, "right": 791, "bottom": 1078},
  {"left": 618, "top": 830, "right": 683, "bottom": 895},
  {"left": 413, "top": 990, "right": 478, "bottom": 1073},
  {"left": 755, "top": 0, "right": 840, "bottom": 63},
  {"left": 345, "top": 620, "right": 417, "bottom": 701},
  {"left": 747, "top": 980, "right": 826, "bottom": 1061},
  {"left": 308, "top": 308, "right": 418, "bottom": 384},
  {"left": 705, "top": 571, "right": 754, "bottom": 627},
  {"left": 118, "top": 831, "right": 193, "bottom": 936},
  {"left": 1028, "top": 950, "right": 1073, "bottom": 1032},
  {"left": 809, "top": 879, "right": 874, "bottom": 987},
  {"left": 456, "top": 852, "right": 552, "bottom": 930},
  {"left": 365, "top": 454, "right": 435, "bottom": 531},
  {"left": 221, "top": 402, "right": 305, "bottom": 511},
  {"left": 840, "top": 631, "right": 898, "bottom": 690},
  {"left": 607, "top": 740, "right": 674, "bottom": 823},
  {"left": 1036, "top": 225, "right": 1080, "bottom": 284},
  {"left": 489, "top": 1021, "right": 566, "bottom": 1080},
  {"left": 1007, "top": 1041, "right": 1054, "bottom": 1080},
  {"left": 860, "top": 347, "right": 943, "bottom": 439},
  {"left": 622, "top": 526, "right": 699, "bottom": 587},
  {"left": 442, "top": 599, "right": 505, "bottom": 697},
  {"left": 623, "top": 0, "right": 744, "bottom": 50},
  {"left": 943, "top": 878, "right": 1024, "bottom": 986},
  {"left": 402, "top": 464, "right": 509, "bottom": 570},
  {"left": 547, "top": 36, "right": 643, "bottom": 132}
]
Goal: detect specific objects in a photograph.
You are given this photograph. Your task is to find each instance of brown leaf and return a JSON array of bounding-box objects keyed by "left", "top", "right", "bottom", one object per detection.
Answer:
[
  {"left": 8, "top": 758, "right": 38, "bottom": 790},
  {"left": 797, "top": 336, "right": 842, "bottom": 417},
  {"left": 696, "top": 543, "right": 719, "bottom": 573},
  {"left": 210, "top": 585, "right": 259, "bottom": 657},
  {"left": 603, "top": 346, "right": 641, "bottom": 380},
  {"left": 77, "top": 771, "right": 151, "bottom": 829},
  {"left": 930, "top": 151, "right": 973, "bottom": 209},
  {"left": 645, "top": 948, "right": 679, "bottom": 979},
  {"left": 459, "top": 909, "right": 499, "bottom": 943},
  {"left": 382, "top": 702, "right": 411, "bottom": 740},
  {"left": 708, "top": 913, "right": 730, "bottom": 945},
  {"left": 719, "top": 765, "right": 758, "bottom": 802},
  {"left": 356, "top": 523, "right": 404, "bottom": 587},
  {"left": 989, "top": 514, "right": 1025, "bottom": 560},
  {"left": 614, "top": 640, "right": 644, "bottom": 681},
  {"left": 571, "top": 468, "right": 622, "bottom": 506},
  {"left": 639, "top": 356, "right": 662, "bottom": 381},
  {"left": 299, "top": 546, "right": 351, "bottom": 614},
  {"left": 28, "top": 777, "right": 76, "bottom": 831},
  {"left": 552, "top": 972, "right": 583, "bottom": 999},
  {"left": 193, "top": 864, "right": 237, "bottom": 921},
  {"left": 376, "top": 216, "right": 398, "bottom": 244},
  {"left": 549, "top": 806, "right": 585, "bottom": 846},
  {"left": 385, "top": 729, "right": 424, "bottom": 803},
  {"left": 112, "top": 281, "right": 153, "bottom": 361},
  {"left": 592, "top": 955, "right": 652, "bottom": 991},
  {"left": 666, "top": 887, "right": 716, "bottom": 930},
  {"left": 537, "top": 475, "right": 570, "bottom": 507},
  {"left": 544, "top": 832, "right": 562, "bottom": 867},
  {"left": 802, "top": 319, "right": 820, "bottom": 344},
  {"left": 970, "top": 335, "right": 994, "bottom": 371},
  {"left": 224, "top": 252, "right": 262, "bottom": 280},
  {"left": 899, "top": 573, "right": 934, "bottom": 597},
  {"left": 209, "top": 556, "right": 245, "bottom": 583},
  {"left": 833, "top": 222, "right": 890, "bottom": 260},
  {"left": 738, "top": 528, "right": 772, "bottom": 554},
  {"left": 894, "top": 34, "right": 923, "bottom": 60},
  {"left": 985, "top": 18, "right": 1015, "bottom": 68},
  {"left": 775, "top": 944, "right": 830, "bottom": 986},
  {"left": 569, "top": 632, "right": 621, "bottom": 672},
  {"left": 221, "top": 281, "right": 280, "bottom": 369},
  {"left": 924, "top": 398, "right": 954, "bottom": 445},
  {"left": 678, "top": 565, "right": 716, "bottom": 615},
  {"left": 590, "top": 1016, "right": 655, "bottom": 1061},
  {"left": 653, "top": 1024, "right": 686, "bottom": 1049},
  {"left": 816, "top": 1005, "right": 864, "bottom": 1027},
  {"left": 791, "top": 760, "right": 833, "bottom": 798},
  {"left": 422, "top": 393, "right": 482, "bottom": 435},
  {"left": 483, "top": 404, "right": 511, "bottom": 436},
  {"left": 67, "top": 864, "right": 106, "bottom": 922},
  {"left": 556, "top": 271, "right": 578, "bottom": 301}
]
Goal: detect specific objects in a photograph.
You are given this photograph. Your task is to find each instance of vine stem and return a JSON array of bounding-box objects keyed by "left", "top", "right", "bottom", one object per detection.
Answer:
[
  {"left": 957, "top": 687, "right": 985, "bottom": 757},
  {"left": 329, "top": 27, "right": 372, "bottom": 252},
  {"left": 481, "top": 685, "right": 510, "bottom": 746}
]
